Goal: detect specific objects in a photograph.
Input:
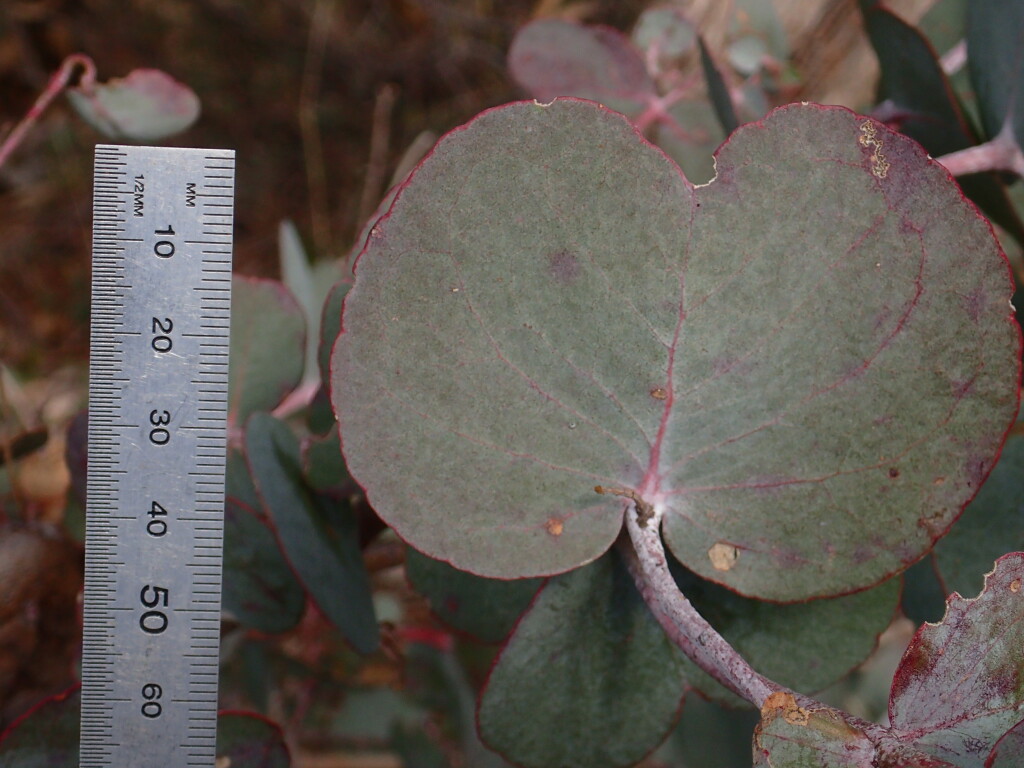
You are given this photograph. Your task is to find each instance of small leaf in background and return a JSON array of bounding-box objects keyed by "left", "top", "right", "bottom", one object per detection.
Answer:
[
  {"left": 889, "top": 552, "right": 1024, "bottom": 764},
  {"left": 670, "top": 561, "right": 900, "bottom": 702},
  {"left": 477, "top": 551, "right": 687, "bottom": 768},
  {"left": 630, "top": 7, "right": 696, "bottom": 67},
  {"left": 405, "top": 547, "right": 542, "bottom": 643},
  {"left": 229, "top": 276, "right": 305, "bottom": 425},
  {"left": 729, "top": 0, "right": 789, "bottom": 64},
  {"left": 66, "top": 68, "right": 200, "bottom": 141},
  {"left": 507, "top": 19, "right": 654, "bottom": 117},
  {"left": 332, "top": 98, "right": 1020, "bottom": 601},
  {"left": 0, "top": 684, "right": 79, "bottom": 768},
  {"left": 222, "top": 498, "right": 306, "bottom": 634},
  {"left": 317, "top": 281, "right": 349, "bottom": 385},
  {"left": 698, "top": 36, "right": 739, "bottom": 134},
  {"left": 227, "top": 446, "right": 264, "bottom": 513},
  {"left": 246, "top": 412, "right": 378, "bottom": 653},
  {"left": 279, "top": 220, "right": 343, "bottom": 389},
  {"left": 968, "top": 0, "right": 1024, "bottom": 149},
  {"left": 508, "top": 17, "right": 722, "bottom": 183},
  {"left": 216, "top": 712, "right": 290, "bottom": 768},
  {"left": 302, "top": 425, "right": 350, "bottom": 492},
  {"left": 652, "top": 99, "right": 724, "bottom": 183},
  {"left": 933, "top": 429, "right": 1024, "bottom": 599}
]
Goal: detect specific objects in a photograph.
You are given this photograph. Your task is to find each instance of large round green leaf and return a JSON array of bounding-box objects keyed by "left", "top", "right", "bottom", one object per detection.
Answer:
[{"left": 331, "top": 98, "right": 1019, "bottom": 600}]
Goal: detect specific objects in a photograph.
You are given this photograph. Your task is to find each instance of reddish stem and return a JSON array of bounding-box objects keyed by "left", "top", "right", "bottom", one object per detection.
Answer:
[
  {"left": 620, "top": 502, "right": 774, "bottom": 706},
  {"left": 0, "top": 54, "right": 96, "bottom": 170},
  {"left": 935, "top": 122, "right": 1024, "bottom": 178}
]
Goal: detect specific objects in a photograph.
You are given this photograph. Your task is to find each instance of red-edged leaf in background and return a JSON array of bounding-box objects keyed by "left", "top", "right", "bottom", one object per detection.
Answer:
[
  {"left": 477, "top": 551, "right": 687, "bottom": 768},
  {"left": 229, "top": 276, "right": 306, "bottom": 427},
  {"left": 0, "top": 685, "right": 79, "bottom": 768},
  {"left": 67, "top": 68, "right": 200, "bottom": 142},
  {"left": 507, "top": 19, "right": 723, "bottom": 183},
  {"left": 245, "top": 412, "right": 378, "bottom": 653},
  {"left": 331, "top": 98, "right": 1020, "bottom": 601},
  {"left": 507, "top": 19, "right": 654, "bottom": 117},
  {"left": 889, "top": 552, "right": 1024, "bottom": 765},
  {"left": 405, "top": 547, "right": 542, "bottom": 644},
  {"left": 216, "top": 711, "right": 290, "bottom": 768},
  {"left": 222, "top": 498, "right": 306, "bottom": 635}
]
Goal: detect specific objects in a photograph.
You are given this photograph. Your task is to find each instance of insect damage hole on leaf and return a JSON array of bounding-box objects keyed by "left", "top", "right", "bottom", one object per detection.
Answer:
[{"left": 859, "top": 120, "right": 890, "bottom": 178}]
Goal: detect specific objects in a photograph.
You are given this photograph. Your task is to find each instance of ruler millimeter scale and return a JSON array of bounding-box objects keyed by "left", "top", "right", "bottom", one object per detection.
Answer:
[{"left": 81, "top": 145, "right": 234, "bottom": 768}]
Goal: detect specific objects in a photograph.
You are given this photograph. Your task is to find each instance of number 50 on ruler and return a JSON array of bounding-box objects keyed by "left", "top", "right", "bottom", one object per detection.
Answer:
[{"left": 81, "top": 145, "right": 235, "bottom": 768}]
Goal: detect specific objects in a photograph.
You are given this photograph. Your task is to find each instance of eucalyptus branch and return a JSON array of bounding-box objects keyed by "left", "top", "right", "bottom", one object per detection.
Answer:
[
  {"left": 0, "top": 54, "right": 96, "bottom": 170},
  {"left": 935, "top": 121, "right": 1024, "bottom": 178},
  {"left": 619, "top": 501, "right": 775, "bottom": 707}
]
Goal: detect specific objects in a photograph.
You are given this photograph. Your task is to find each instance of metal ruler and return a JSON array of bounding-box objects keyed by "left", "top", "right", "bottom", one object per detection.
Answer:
[{"left": 81, "top": 145, "right": 234, "bottom": 767}]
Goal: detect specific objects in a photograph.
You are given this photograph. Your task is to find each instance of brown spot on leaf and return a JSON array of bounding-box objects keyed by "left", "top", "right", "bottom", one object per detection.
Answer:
[
  {"left": 888, "top": 467, "right": 899, "bottom": 479},
  {"left": 708, "top": 542, "right": 738, "bottom": 571},
  {"left": 650, "top": 387, "right": 668, "bottom": 400},
  {"left": 546, "top": 249, "right": 581, "bottom": 283},
  {"left": 545, "top": 518, "right": 564, "bottom": 536},
  {"left": 1011, "top": 579, "right": 1021, "bottom": 593}
]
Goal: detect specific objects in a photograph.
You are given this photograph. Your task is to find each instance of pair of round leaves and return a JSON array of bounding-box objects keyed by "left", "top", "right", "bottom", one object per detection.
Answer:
[{"left": 332, "top": 98, "right": 1020, "bottom": 601}]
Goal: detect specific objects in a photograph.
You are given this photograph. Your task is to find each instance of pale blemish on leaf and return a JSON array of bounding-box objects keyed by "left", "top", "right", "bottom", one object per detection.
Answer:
[
  {"left": 858, "top": 121, "right": 890, "bottom": 179},
  {"left": 545, "top": 518, "right": 564, "bottom": 536},
  {"left": 1011, "top": 579, "right": 1021, "bottom": 593},
  {"left": 708, "top": 542, "right": 739, "bottom": 571}
]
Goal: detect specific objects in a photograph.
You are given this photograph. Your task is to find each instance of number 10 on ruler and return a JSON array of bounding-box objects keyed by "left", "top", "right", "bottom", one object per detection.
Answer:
[{"left": 81, "top": 145, "right": 234, "bottom": 767}]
